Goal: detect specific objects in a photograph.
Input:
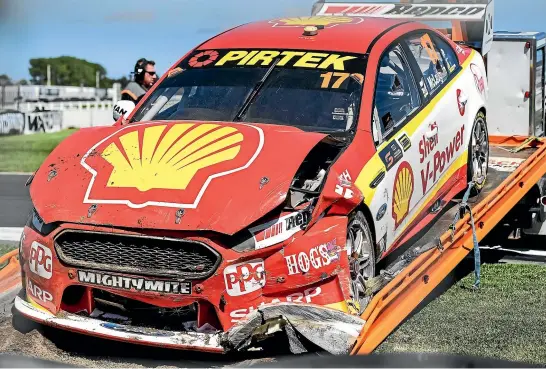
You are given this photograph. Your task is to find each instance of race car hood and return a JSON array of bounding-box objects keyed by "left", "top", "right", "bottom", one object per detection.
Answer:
[{"left": 30, "top": 121, "right": 329, "bottom": 235}]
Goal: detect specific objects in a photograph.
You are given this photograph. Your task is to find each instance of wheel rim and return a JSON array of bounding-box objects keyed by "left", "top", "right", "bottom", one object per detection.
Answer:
[
  {"left": 471, "top": 117, "right": 488, "bottom": 186},
  {"left": 347, "top": 219, "right": 374, "bottom": 313}
]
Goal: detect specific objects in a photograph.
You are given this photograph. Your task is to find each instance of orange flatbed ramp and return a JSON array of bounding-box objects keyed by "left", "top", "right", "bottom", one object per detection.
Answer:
[{"left": 351, "top": 136, "right": 546, "bottom": 355}]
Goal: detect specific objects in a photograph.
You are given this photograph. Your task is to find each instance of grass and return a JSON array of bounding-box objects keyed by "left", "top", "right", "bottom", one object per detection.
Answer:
[
  {"left": 0, "top": 244, "right": 16, "bottom": 257},
  {"left": 0, "top": 129, "right": 78, "bottom": 172},
  {"left": 377, "top": 263, "right": 546, "bottom": 366},
  {"left": 0, "top": 244, "right": 17, "bottom": 270}
]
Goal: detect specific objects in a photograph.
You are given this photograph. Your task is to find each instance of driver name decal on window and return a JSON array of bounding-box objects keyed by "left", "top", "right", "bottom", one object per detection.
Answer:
[
  {"left": 406, "top": 33, "right": 453, "bottom": 93},
  {"left": 420, "top": 34, "right": 440, "bottom": 65},
  {"left": 184, "top": 49, "right": 363, "bottom": 72}
]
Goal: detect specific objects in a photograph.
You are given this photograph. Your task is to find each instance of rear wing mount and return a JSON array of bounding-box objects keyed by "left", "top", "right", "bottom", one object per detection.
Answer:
[{"left": 311, "top": 1, "right": 495, "bottom": 55}]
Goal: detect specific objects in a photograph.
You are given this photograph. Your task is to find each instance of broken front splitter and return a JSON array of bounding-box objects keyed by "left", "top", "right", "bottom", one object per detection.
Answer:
[
  {"left": 14, "top": 296, "right": 224, "bottom": 352},
  {"left": 15, "top": 297, "right": 365, "bottom": 355}
]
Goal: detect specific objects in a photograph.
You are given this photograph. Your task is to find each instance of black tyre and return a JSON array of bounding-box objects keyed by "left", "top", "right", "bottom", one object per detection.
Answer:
[
  {"left": 0, "top": 287, "right": 20, "bottom": 318},
  {"left": 467, "top": 111, "right": 489, "bottom": 196},
  {"left": 9, "top": 289, "right": 41, "bottom": 334},
  {"left": 346, "top": 211, "right": 375, "bottom": 314}
]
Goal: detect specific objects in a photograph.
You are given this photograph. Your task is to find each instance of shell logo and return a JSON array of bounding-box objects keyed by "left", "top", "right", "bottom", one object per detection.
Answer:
[
  {"left": 81, "top": 123, "right": 263, "bottom": 209},
  {"left": 269, "top": 16, "right": 362, "bottom": 28},
  {"left": 392, "top": 161, "right": 414, "bottom": 229}
]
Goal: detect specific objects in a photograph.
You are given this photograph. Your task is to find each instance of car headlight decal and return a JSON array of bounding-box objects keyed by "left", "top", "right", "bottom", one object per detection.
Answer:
[
  {"left": 223, "top": 206, "right": 313, "bottom": 253},
  {"left": 26, "top": 208, "right": 58, "bottom": 236}
]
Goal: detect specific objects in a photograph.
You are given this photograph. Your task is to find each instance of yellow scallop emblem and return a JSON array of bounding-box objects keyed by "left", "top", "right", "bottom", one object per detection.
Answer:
[
  {"left": 271, "top": 16, "right": 355, "bottom": 27},
  {"left": 101, "top": 124, "right": 243, "bottom": 192},
  {"left": 392, "top": 162, "right": 414, "bottom": 229}
]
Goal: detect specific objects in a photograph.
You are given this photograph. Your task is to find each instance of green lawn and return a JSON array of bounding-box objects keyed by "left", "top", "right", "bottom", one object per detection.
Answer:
[
  {"left": 377, "top": 263, "right": 546, "bottom": 365},
  {"left": 0, "top": 244, "right": 17, "bottom": 270},
  {"left": 0, "top": 244, "right": 17, "bottom": 257},
  {"left": 0, "top": 129, "right": 78, "bottom": 172}
]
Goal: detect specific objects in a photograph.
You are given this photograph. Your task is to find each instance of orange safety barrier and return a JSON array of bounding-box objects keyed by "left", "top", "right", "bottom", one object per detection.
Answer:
[
  {"left": 0, "top": 249, "right": 21, "bottom": 294},
  {"left": 351, "top": 136, "right": 546, "bottom": 355}
]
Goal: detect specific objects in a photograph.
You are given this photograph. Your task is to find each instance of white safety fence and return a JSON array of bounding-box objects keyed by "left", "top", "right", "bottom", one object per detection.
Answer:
[
  {"left": 0, "top": 84, "right": 119, "bottom": 106},
  {"left": 0, "top": 100, "right": 116, "bottom": 135},
  {"left": 3, "top": 100, "right": 114, "bottom": 113},
  {"left": 63, "top": 109, "right": 114, "bottom": 129},
  {"left": 0, "top": 227, "right": 24, "bottom": 242}
]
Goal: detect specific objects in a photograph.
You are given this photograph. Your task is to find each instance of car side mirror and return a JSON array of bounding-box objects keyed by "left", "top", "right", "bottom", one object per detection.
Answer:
[{"left": 113, "top": 100, "right": 136, "bottom": 121}]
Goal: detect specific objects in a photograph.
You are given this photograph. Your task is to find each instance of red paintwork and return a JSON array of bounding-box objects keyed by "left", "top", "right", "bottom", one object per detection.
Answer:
[
  {"left": 200, "top": 17, "right": 405, "bottom": 54},
  {"left": 30, "top": 121, "right": 327, "bottom": 235},
  {"left": 20, "top": 214, "right": 348, "bottom": 331},
  {"left": 455, "top": 43, "right": 474, "bottom": 64},
  {"left": 19, "top": 15, "right": 478, "bottom": 349}
]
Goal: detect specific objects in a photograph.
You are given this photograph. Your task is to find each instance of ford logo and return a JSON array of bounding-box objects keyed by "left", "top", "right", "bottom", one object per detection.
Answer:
[{"left": 376, "top": 203, "right": 387, "bottom": 221}]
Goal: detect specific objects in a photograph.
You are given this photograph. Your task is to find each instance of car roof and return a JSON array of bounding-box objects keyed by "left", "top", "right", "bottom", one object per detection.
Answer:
[{"left": 199, "top": 16, "right": 410, "bottom": 55}]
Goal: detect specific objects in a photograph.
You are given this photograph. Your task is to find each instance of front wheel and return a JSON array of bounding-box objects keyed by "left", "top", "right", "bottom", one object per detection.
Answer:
[
  {"left": 467, "top": 111, "right": 489, "bottom": 196},
  {"left": 346, "top": 211, "right": 375, "bottom": 314}
]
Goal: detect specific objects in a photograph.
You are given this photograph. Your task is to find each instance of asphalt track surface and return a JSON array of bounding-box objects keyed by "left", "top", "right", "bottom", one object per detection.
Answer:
[{"left": 0, "top": 174, "right": 32, "bottom": 229}]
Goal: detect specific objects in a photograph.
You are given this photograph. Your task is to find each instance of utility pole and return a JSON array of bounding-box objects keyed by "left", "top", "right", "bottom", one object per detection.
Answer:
[
  {"left": 96, "top": 70, "right": 100, "bottom": 89},
  {"left": 17, "top": 84, "right": 20, "bottom": 111},
  {"left": 47, "top": 64, "right": 51, "bottom": 86}
]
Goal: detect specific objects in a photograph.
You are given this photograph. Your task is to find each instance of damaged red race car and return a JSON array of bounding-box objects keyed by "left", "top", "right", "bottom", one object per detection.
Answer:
[{"left": 15, "top": 13, "right": 489, "bottom": 355}]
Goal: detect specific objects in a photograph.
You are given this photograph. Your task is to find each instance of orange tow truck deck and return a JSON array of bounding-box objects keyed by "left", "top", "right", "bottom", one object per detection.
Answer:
[{"left": 351, "top": 134, "right": 546, "bottom": 354}]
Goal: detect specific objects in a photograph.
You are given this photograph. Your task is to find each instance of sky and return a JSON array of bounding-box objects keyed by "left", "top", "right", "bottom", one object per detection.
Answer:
[{"left": 1, "top": 0, "right": 546, "bottom": 81}]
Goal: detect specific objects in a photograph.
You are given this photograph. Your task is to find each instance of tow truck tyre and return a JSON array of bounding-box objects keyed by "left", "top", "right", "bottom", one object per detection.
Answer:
[
  {"left": 467, "top": 111, "right": 489, "bottom": 196},
  {"left": 347, "top": 210, "right": 375, "bottom": 314}
]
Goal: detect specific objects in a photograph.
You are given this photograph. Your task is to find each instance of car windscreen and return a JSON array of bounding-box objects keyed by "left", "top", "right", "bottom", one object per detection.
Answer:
[{"left": 131, "top": 48, "right": 367, "bottom": 133}]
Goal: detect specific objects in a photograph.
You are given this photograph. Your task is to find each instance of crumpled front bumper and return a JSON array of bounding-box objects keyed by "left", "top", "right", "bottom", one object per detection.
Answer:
[
  {"left": 225, "top": 302, "right": 366, "bottom": 355},
  {"left": 15, "top": 296, "right": 365, "bottom": 354},
  {"left": 14, "top": 295, "right": 224, "bottom": 352}
]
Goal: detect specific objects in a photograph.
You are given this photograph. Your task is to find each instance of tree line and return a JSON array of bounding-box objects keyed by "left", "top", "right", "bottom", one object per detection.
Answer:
[{"left": 0, "top": 56, "right": 129, "bottom": 88}]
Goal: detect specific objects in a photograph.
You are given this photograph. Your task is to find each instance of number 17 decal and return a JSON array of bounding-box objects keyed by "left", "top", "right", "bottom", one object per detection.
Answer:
[{"left": 319, "top": 72, "right": 364, "bottom": 89}]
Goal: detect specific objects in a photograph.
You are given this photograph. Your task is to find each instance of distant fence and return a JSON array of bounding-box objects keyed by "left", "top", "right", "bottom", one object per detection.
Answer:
[
  {"left": 0, "top": 84, "right": 120, "bottom": 107},
  {"left": 0, "top": 111, "right": 25, "bottom": 135},
  {"left": 25, "top": 110, "right": 63, "bottom": 134},
  {"left": 0, "top": 84, "right": 120, "bottom": 135},
  {"left": 2, "top": 100, "right": 115, "bottom": 113},
  {"left": 0, "top": 100, "right": 116, "bottom": 135}
]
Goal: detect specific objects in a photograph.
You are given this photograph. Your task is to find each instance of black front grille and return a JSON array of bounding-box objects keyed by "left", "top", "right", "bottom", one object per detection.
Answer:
[{"left": 55, "top": 231, "right": 221, "bottom": 279}]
